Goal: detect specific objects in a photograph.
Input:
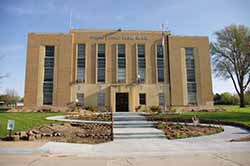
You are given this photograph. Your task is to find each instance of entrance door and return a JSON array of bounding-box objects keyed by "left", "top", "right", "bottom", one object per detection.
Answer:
[{"left": 116, "top": 93, "right": 129, "bottom": 112}]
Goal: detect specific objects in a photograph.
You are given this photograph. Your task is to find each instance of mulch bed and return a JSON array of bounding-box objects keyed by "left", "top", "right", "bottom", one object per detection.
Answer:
[
  {"left": 147, "top": 114, "right": 250, "bottom": 141},
  {"left": 146, "top": 115, "right": 250, "bottom": 131},
  {"left": 156, "top": 122, "right": 224, "bottom": 139},
  {"left": 6, "top": 123, "right": 112, "bottom": 144}
]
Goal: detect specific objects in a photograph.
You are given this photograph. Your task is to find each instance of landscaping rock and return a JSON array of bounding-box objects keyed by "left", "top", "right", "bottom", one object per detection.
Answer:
[
  {"left": 13, "top": 135, "right": 20, "bottom": 141},
  {"left": 14, "top": 131, "right": 20, "bottom": 135},
  {"left": 28, "top": 135, "right": 35, "bottom": 141},
  {"left": 35, "top": 134, "right": 41, "bottom": 139},
  {"left": 20, "top": 131, "right": 27, "bottom": 139},
  {"left": 32, "top": 129, "right": 40, "bottom": 134}
]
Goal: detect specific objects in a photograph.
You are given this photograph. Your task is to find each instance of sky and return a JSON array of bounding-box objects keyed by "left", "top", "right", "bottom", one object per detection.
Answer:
[{"left": 0, "top": 0, "right": 249, "bottom": 97}]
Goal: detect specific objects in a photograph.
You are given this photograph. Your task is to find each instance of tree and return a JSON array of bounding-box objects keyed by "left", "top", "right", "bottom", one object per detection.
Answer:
[
  {"left": 4, "top": 88, "right": 20, "bottom": 105},
  {"left": 211, "top": 25, "right": 250, "bottom": 107}
]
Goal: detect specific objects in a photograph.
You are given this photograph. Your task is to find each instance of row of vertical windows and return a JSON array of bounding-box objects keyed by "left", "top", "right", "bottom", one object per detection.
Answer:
[
  {"left": 76, "top": 92, "right": 165, "bottom": 107},
  {"left": 157, "top": 45, "right": 164, "bottom": 82},
  {"left": 43, "top": 46, "right": 54, "bottom": 105},
  {"left": 139, "top": 93, "right": 166, "bottom": 106},
  {"left": 75, "top": 43, "right": 165, "bottom": 84},
  {"left": 77, "top": 44, "right": 86, "bottom": 82},
  {"left": 185, "top": 48, "right": 197, "bottom": 104},
  {"left": 76, "top": 93, "right": 105, "bottom": 106}
]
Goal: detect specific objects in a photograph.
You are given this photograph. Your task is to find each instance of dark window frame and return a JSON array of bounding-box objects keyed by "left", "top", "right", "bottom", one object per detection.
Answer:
[
  {"left": 157, "top": 44, "right": 164, "bottom": 82},
  {"left": 43, "top": 46, "right": 55, "bottom": 105},
  {"left": 139, "top": 93, "right": 146, "bottom": 105},
  {"left": 97, "top": 44, "right": 106, "bottom": 83}
]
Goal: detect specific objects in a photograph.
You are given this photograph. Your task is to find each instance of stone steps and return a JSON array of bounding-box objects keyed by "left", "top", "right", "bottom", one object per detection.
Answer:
[
  {"left": 114, "top": 112, "right": 145, "bottom": 116},
  {"left": 114, "top": 134, "right": 166, "bottom": 139},
  {"left": 114, "top": 116, "right": 146, "bottom": 121},
  {"left": 113, "top": 112, "right": 165, "bottom": 139},
  {"left": 114, "top": 124, "right": 155, "bottom": 128}
]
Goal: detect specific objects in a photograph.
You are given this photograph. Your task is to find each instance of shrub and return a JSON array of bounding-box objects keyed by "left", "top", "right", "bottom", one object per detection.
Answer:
[
  {"left": 214, "top": 92, "right": 239, "bottom": 105},
  {"left": 150, "top": 106, "right": 161, "bottom": 113},
  {"left": 157, "top": 122, "right": 167, "bottom": 129}
]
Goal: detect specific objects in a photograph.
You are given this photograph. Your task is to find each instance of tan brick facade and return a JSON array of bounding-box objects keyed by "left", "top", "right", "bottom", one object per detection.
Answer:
[{"left": 24, "top": 29, "right": 213, "bottom": 111}]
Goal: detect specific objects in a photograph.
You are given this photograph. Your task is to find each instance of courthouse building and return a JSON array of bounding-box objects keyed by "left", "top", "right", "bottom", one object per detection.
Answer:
[{"left": 24, "top": 29, "right": 213, "bottom": 112}]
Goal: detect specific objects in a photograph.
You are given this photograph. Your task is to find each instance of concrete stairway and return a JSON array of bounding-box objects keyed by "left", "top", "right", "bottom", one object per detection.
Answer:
[{"left": 113, "top": 112, "right": 166, "bottom": 139}]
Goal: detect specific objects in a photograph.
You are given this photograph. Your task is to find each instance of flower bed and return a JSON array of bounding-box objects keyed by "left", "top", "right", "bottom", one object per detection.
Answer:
[
  {"left": 6, "top": 122, "right": 112, "bottom": 144},
  {"left": 66, "top": 110, "right": 112, "bottom": 122},
  {"left": 156, "top": 122, "right": 224, "bottom": 139}
]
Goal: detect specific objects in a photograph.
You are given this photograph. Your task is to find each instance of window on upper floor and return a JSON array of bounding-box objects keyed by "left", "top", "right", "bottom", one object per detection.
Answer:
[
  {"left": 137, "top": 44, "right": 145, "bottom": 83},
  {"left": 97, "top": 44, "right": 105, "bottom": 83},
  {"left": 157, "top": 44, "right": 164, "bottom": 82},
  {"left": 77, "top": 44, "right": 86, "bottom": 82},
  {"left": 117, "top": 44, "right": 126, "bottom": 83},
  {"left": 43, "top": 46, "right": 55, "bottom": 105},
  {"left": 185, "top": 48, "right": 197, "bottom": 104}
]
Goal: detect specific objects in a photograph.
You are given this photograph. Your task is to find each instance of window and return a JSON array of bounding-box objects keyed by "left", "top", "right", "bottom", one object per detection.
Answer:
[
  {"left": 139, "top": 93, "right": 146, "bottom": 105},
  {"left": 77, "top": 44, "right": 85, "bottom": 82},
  {"left": 185, "top": 48, "right": 197, "bottom": 104},
  {"left": 97, "top": 44, "right": 105, "bottom": 82},
  {"left": 157, "top": 45, "right": 164, "bottom": 82},
  {"left": 43, "top": 82, "right": 53, "bottom": 105},
  {"left": 43, "top": 46, "right": 54, "bottom": 105},
  {"left": 117, "top": 44, "right": 126, "bottom": 83},
  {"left": 137, "top": 44, "right": 145, "bottom": 83},
  {"left": 97, "top": 93, "right": 105, "bottom": 106},
  {"left": 159, "top": 93, "right": 165, "bottom": 106},
  {"left": 77, "top": 93, "right": 84, "bottom": 106}
]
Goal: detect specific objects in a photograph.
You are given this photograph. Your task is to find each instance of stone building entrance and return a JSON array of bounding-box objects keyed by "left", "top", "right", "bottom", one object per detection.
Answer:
[{"left": 116, "top": 93, "right": 129, "bottom": 112}]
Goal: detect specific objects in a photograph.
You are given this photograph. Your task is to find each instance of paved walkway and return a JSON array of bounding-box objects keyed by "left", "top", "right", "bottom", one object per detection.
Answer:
[
  {"left": 1, "top": 125, "right": 250, "bottom": 165},
  {"left": 1, "top": 152, "right": 250, "bottom": 166},
  {"left": 38, "top": 125, "right": 250, "bottom": 157},
  {"left": 0, "top": 124, "right": 249, "bottom": 157}
]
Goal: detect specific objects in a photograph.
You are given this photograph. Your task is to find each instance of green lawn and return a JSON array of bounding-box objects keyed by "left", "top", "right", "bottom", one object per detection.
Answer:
[
  {"left": 155, "top": 105, "right": 250, "bottom": 125},
  {"left": 0, "top": 112, "right": 64, "bottom": 138}
]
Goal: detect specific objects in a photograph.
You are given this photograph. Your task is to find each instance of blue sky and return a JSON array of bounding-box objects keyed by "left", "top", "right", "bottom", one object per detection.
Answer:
[{"left": 0, "top": 0, "right": 249, "bottom": 96}]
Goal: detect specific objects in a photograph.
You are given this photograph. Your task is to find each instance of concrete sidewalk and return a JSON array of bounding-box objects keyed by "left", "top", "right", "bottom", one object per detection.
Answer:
[
  {"left": 1, "top": 152, "right": 250, "bottom": 166},
  {"left": 38, "top": 125, "right": 250, "bottom": 157}
]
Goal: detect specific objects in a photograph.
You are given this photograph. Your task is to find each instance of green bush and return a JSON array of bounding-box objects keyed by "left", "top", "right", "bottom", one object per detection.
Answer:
[
  {"left": 245, "top": 91, "right": 250, "bottom": 105},
  {"left": 150, "top": 106, "right": 161, "bottom": 113},
  {"left": 214, "top": 92, "right": 239, "bottom": 105}
]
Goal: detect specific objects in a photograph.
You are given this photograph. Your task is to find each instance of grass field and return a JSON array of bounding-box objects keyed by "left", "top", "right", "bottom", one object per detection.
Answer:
[
  {"left": 0, "top": 112, "right": 64, "bottom": 138},
  {"left": 155, "top": 105, "right": 250, "bottom": 125}
]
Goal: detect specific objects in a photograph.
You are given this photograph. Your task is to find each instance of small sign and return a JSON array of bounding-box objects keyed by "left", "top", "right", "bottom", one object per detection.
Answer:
[{"left": 7, "top": 120, "right": 15, "bottom": 130}]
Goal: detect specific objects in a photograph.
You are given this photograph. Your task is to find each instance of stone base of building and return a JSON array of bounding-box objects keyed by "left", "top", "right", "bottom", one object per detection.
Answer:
[{"left": 169, "top": 102, "right": 214, "bottom": 113}]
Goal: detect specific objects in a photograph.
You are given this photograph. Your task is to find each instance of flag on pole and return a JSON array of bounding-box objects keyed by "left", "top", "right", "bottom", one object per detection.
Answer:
[{"left": 161, "top": 24, "right": 165, "bottom": 46}]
